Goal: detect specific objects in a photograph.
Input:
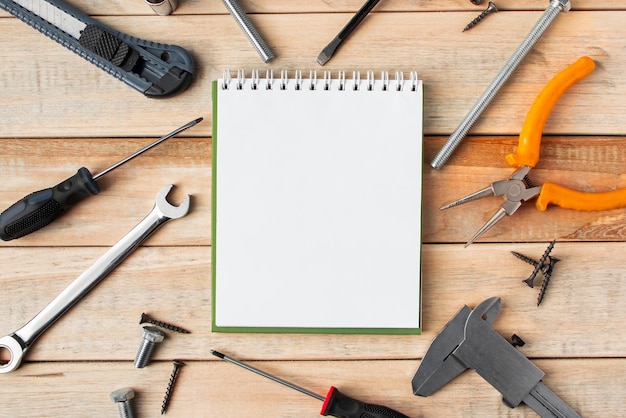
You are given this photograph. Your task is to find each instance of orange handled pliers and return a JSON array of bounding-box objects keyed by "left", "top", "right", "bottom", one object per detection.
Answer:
[{"left": 442, "top": 56, "right": 626, "bottom": 246}]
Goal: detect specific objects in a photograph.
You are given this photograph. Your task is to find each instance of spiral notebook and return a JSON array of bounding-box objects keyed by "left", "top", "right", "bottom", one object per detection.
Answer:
[{"left": 212, "top": 70, "right": 423, "bottom": 334}]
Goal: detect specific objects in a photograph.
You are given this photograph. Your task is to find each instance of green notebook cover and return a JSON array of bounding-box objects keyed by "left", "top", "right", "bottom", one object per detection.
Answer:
[{"left": 212, "top": 72, "right": 423, "bottom": 334}]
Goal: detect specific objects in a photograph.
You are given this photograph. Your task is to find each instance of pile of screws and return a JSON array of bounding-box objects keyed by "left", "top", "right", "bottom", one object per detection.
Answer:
[
  {"left": 110, "top": 313, "right": 191, "bottom": 417},
  {"left": 511, "top": 240, "right": 560, "bottom": 306}
]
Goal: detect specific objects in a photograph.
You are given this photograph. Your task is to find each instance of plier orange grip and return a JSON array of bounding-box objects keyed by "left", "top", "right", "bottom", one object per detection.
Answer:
[{"left": 442, "top": 56, "right": 626, "bottom": 246}]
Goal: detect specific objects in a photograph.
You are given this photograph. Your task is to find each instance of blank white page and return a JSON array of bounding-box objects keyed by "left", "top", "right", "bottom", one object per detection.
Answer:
[{"left": 212, "top": 71, "right": 423, "bottom": 333}]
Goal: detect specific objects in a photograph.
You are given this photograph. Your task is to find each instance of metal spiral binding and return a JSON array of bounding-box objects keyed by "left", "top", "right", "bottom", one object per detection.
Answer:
[{"left": 220, "top": 70, "right": 419, "bottom": 92}]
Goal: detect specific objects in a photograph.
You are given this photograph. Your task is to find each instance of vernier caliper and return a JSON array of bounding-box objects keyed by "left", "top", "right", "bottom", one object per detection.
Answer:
[
  {"left": 0, "top": 0, "right": 194, "bottom": 97},
  {"left": 412, "top": 297, "right": 582, "bottom": 418}
]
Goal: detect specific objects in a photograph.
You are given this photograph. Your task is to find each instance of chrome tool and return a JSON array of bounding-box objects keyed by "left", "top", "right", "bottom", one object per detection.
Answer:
[{"left": 0, "top": 185, "right": 190, "bottom": 373}]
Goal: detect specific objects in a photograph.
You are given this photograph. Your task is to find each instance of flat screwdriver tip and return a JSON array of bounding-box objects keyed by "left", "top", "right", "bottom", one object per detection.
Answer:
[
  {"left": 210, "top": 350, "right": 225, "bottom": 359},
  {"left": 316, "top": 51, "right": 331, "bottom": 66},
  {"left": 316, "top": 37, "right": 341, "bottom": 66}
]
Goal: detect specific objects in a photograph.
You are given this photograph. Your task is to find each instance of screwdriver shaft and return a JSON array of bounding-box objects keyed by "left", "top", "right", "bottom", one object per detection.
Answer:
[
  {"left": 93, "top": 117, "right": 203, "bottom": 181},
  {"left": 210, "top": 350, "right": 324, "bottom": 401}
]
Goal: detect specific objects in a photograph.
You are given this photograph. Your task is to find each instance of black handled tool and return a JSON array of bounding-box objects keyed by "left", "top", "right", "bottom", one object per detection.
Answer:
[
  {"left": 316, "top": 0, "right": 381, "bottom": 66},
  {"left": 0, "top": 118, "right": 202, "bottom": 241},
  {"left": 211, "top": 350, "right": 410, "bottom": 418},
  {"left": 0, "top": 0, "right": 194, "bottom": 97}
]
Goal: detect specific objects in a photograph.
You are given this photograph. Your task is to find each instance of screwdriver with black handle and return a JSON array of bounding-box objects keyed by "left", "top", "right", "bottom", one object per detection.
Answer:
[
  {"left": 211, "top": 350, "right": 410, "bottom": 418},
  {"left": 0, "top": 117, "right": 202, "bottom": 241}
]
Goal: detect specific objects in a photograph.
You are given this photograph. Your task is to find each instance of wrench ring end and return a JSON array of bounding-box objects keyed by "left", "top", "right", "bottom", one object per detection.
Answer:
[{"left": 0, "top": 335, "right": 25, "bottom": 374}]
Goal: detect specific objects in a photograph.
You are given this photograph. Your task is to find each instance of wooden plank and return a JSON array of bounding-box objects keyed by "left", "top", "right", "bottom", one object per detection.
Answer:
[
  {"left": 3, "top": 135, "right": 626, "bottom": 246},
  {"left": 0, "top": 243, "right": 624, "bottom": 362},
  {"left": 0, "top": 137, "right": 210, "bottom": 246},
  {"left": 423, "top": 135, "right": 626, "bottom": 243},
  {"left": 0, "top": 12, "right": 624, "bottom": 137},
  {"left": 3, "top": 0, "right": 624, "bottom": 15},
  {"left": 0, "top": 359, "right": 621, "bottom": 417}
]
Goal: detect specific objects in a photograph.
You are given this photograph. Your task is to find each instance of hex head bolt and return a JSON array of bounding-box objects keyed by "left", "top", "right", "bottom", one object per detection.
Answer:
[
  {"left": 134, "top": 326, "right": 165, "bottom": 368},
  {"left": 110, "top": 387, "right": 136, "bottom": 418}
]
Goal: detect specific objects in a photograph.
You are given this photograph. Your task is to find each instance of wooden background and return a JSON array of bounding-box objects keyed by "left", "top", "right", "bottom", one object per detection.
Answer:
[{"left": 1, "top": 1, "right": 625, "bottom": 416}]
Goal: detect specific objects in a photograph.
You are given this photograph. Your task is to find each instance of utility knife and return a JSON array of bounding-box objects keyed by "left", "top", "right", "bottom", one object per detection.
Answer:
[{"left": 0, "top": 0, "right": 194, "bottom": 97}]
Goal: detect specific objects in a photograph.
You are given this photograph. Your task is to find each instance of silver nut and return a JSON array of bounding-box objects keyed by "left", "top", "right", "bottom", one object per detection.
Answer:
[
  {"left": 142, "top": 326, "right": 165, "bottom": 343},
  {"left": 110, "top": 387, "right": 135, "bottom": 403}
]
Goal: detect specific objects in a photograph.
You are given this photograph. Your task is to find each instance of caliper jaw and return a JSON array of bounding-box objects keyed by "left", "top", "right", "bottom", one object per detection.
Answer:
[{"left": 412, "top": 297, "right": 582, "bottom": 417}]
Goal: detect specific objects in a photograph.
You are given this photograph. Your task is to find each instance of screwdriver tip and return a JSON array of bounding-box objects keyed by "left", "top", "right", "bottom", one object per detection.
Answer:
[
  {"left": 191, "top": 117, "right": 203, "bottom": 125},
  {"left": 316, "top": 52, "right": 330, "bottom": 66},
  {"left": 210, "top": 350, "right": 225, "bottom": 359},
  {"left": 316, "top": 37, "right": 341, "bottom": 66}
]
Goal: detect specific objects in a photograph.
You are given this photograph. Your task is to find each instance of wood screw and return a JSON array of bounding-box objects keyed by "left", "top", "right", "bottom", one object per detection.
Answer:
[
  {"left": 140, "top": 312, "right": 191, "bottom": 334},
  {"left": 161, "top": 360, "right": 185, "bottom": 414},
  {"left": 463, "top": 2, "right": 498, "bottom": 32}
]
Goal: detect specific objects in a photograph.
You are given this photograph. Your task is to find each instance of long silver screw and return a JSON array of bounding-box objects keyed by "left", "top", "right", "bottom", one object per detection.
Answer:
[
  {"left": 463, "top": 2, "right": 498, "bottom": 32},
  {"left": 134, "top": 326, "right": 165, "bottom": 368},
  {"left": 221, "top": 0, "right": 275, "bottom": 63},
  {"left": 110, "top": 387, "right": 135, "bottom": 418},
  {"left": 430, "top": 0, "right": 571, "bottom": 169}
]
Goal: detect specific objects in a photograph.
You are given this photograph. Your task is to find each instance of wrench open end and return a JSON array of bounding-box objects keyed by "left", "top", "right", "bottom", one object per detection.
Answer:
[
  {"left": 156, "top": 184, "right": 191, "bottom": 220},
  {"left": 0, "top": 335, "right": 26, "bottom": 374}
]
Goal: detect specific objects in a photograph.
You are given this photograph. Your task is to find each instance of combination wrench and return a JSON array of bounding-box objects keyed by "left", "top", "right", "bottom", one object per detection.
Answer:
[{"left": 0, "top": 185, "right": 190, "bottom": 373}]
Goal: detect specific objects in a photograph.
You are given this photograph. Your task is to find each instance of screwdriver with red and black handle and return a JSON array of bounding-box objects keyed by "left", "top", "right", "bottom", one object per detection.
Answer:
[
  {"left": 210, "top": 350, "right": 410, "bottom": 418},
  {"left": 0, "top": 117, "right": 202, "bottom": 241}
]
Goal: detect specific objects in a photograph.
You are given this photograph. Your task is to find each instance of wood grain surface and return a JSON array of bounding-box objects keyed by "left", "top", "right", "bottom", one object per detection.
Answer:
[{"left": 0, "top": 1, "right": 625, "bottom": 417}]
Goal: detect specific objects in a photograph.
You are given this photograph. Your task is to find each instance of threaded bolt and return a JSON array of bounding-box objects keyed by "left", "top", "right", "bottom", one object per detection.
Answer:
[
  {"left": 161, "top": 360, "right": 185, "bottom": 414},
  {"left": 221, "top": 0, "right": 275, "bottom": 63},
  {"left": 110, "top": 387, "right": 135, "bottom": 418},
  {"left": 463, "top": 2, "right": 498, "bottom": 32},
  {"left": 134, "top": 326, "right": 165, "bottom": 368},
  {"left": 430, "top": 0, "right": 571, "bottom": 169}
]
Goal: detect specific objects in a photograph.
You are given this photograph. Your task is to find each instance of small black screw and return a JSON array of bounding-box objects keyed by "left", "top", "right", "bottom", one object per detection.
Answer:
[
  {"left": 161, "top": 360, "right": 185, "bottom": 414},
  {"left": 517, "top": 240, "right": 557, "bottom": 288},
  {"left": 537, "top": 256, "right": 560, "bottom": 306},
  {"left": 463, "top": 1, "right": 498, "bottom": 32},
  {"left": 140, "top": 312, "right": 191, "bottom": 334}
]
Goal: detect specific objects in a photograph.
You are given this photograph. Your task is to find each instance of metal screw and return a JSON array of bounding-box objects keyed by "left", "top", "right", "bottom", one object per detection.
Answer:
[
  {"left": 221, "top": 0, "right": 275, "bottom": 63},
  {"left": 430, "top": 0, "right": 571, "bottom": 169},
  {"left": 140, "top": 312, "right": 191, "bottom": 334},
  {"left": 463, "top": 2, "right": 498, "bottom": 32},
  {"left": 134, "top": 326, "right": 165, "bottom": 368},
  {"left": 470, "top": 0, "right": 483, "bottom": 4},
  {"left": 524, "top": 240, "right": 557, "bottom": 288},
  {"left": 110, "top": 387, "right": 135, "bottom": 418},
  {"left": 161, "top": 360, "right": 185, "bottom": 414},
  {"left": 537, "top": 256, "right": 560, "bottom": 306}
]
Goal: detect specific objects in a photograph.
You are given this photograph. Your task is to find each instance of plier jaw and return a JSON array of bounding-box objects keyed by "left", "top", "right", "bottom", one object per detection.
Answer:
[{"left": 441, "top": 166, "right": 542, "bottom": 246}]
